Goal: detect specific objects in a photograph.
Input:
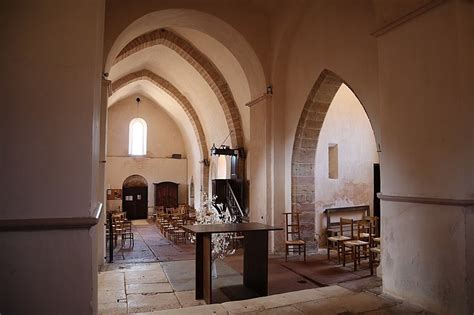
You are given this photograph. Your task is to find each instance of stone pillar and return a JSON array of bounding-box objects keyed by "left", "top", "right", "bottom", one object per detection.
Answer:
[
  {"left": 97, "top": 78, "right": 110, "bottom": 267},
  {"left": 376, "top": 1, "right": 474, "bottom": 312},
  {"left": 248, "top": 95, "right": 273, "bottom": 226}
]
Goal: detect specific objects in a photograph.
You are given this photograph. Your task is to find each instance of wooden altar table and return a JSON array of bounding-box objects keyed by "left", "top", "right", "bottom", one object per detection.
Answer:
[{"left": 182, "top": 223, "right": 282, "bottom": 304}]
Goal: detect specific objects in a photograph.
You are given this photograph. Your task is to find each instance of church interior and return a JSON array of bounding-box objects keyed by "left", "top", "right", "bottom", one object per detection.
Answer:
[{"left": 1, "top": 0, "right": 473, "bottom": 314}]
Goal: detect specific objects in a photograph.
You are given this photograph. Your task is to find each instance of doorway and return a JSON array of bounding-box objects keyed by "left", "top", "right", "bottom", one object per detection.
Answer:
[
  {"left": 122, "top": 174, "right": 148, "bottom": 220},
  {"left": 373, "top": 163, "right": 381, "bottom": 218}
]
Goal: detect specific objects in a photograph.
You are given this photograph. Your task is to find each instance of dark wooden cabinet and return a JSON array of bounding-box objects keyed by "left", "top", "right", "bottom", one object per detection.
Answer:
[{"left": 154, "top": 182, "right": 179, "bottom": 208}]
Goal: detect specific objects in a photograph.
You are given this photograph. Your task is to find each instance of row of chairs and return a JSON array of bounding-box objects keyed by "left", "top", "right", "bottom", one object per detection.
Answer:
[
  {"left": 156, "top": 214, "right": 188, "bottom": 243},
  {"left": 328, "top": 217, "right": 380, "bottom": 274},
  {"left": 284, "top": 212, "right": 381, "bottom": 275},
  {"left": 155, "top": 204, "right": 191, "bottom": 217},
  {"left": 106, "top": 211, "right": 134, "bottom": 247}
]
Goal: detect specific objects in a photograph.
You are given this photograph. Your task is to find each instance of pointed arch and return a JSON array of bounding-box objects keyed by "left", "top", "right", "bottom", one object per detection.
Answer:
[
  {"left": 291, "top": 69, "right": 345, "bottom": 245},
  {"left": 114, "top": 28, "right": 244, "bottom": 148}
]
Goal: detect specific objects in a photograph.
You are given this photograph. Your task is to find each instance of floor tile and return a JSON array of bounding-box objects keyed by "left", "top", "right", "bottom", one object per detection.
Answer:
[
  {"left": 99, "top": 289, "right": 126, "bottom": 304},
  {"left": 98, "top": 301, "right": 128, "bottom": 315},
  {"left": 125, "top": 270, "right": 168, "bottom": 284},
  {"left": 127, "top": 292, "right": 180, "bottom": 313},
  {"left": 174, "top": 290, "right": 206, "bottom": 307},
  {"left": 126, "top": 283, "right": 173, "bottom": 294}
]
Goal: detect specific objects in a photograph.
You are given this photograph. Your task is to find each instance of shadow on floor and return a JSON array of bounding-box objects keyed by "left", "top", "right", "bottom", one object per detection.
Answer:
[{"left": 104, "top": 220, "right": 378, "bottom": 302}]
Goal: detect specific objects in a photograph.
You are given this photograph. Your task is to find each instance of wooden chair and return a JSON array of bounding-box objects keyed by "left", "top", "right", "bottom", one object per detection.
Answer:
[
  {"left": 111, "top": 213, "right": 125, "bottom": 246},
  {"left": 231, "top": 232, "right": 244, "bottom": 250},
  {"left": 369, "top": 236, "right": 381, "bottom": 275},
  {"left": 171, "top": 222, "right": 186, "bottom": 244},
  {"left": 121, "top": 220, "right": 134, "bottom": 247},
  {"left": 168, "top": 216, "right": 185, "bottom": 243},
  {"left": 283, "top": 212, "right": 306, "bottom": 262},
  {"left": 178, "top": 204, "right": 187, "bottom": 216},
  {"left": 361, "top": 215, "right": 379, "bottom": 240},
  {"left": 343, "top": 220, "right": 370, "bottom": 271},
  {"left": 327, "top": 218, "right": 354, "bottom": 264}
]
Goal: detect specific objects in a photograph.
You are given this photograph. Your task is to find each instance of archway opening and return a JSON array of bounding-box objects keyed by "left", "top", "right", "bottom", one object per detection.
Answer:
[
  {"left": 216, "top": 155, "right": 229, "bottom": 179},
  {"left": 291, "top": 70, "right": 379, "bottom": 250},
  {"left": 314, "top": 84, "right": 379, "bottom": 248},
  {"left": 122, "top": 174, "right": 148, "bottom": 220}
]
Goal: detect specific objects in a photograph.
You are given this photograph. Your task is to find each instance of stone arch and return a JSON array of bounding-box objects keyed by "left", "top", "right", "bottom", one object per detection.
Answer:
[
  {"left": 123, "top": 174, "right": 148, "bottom": 188},
  {"left": 110, "top": 69, "right": 209, "bottom": 193},
  {"left": 104, "top": 9, "right": 266, "bottom": 100},
  {"left": 292, "top": 69, "right": 355, "bottom": 247},
  {"left": 113, "top": 28, "right": 244, "bottom": 149}
]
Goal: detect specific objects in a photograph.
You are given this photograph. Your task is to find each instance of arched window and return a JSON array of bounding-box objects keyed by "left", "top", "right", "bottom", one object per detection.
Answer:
[{"left": 128, "top": 118, "right": 147, "bottom": 156}]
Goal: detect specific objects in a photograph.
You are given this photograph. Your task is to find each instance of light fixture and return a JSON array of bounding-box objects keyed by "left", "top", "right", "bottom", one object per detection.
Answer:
[
  {"left": 210, "top": 144, "right": 237, "bottom": 156},
  {"left": 135, "top": 97, "right": 141, "bottom": 116},
  {"left": 266, "top": 85, "right": 273, "bottom": 95},
  {"left": 210, "top": 143, "right": 217, "bottom": 156},
  {"left": 210, "top": 132, "right": 245, "bottom": 157}
]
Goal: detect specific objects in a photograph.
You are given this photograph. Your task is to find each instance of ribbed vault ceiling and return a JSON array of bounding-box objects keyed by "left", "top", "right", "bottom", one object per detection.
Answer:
[{"left": 108, "top": 26, "right": 254, "bottom": 159}]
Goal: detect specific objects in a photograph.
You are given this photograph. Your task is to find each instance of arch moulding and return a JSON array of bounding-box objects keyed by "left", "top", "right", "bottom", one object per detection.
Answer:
[
  {"left": 104, "top": 9, "right": 266, "bottom": 99},
  {"left": 291, "top": 69, "right": 344, "bottom": 247},
  {"left": 114, "top": 28, "right": 244, "bottom": 149}
]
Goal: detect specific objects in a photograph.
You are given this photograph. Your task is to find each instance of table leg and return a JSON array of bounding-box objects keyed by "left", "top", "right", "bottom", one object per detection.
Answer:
[
  {"left": 195, "top": 233, "right": 212, "bottom": 303},
  {"left": 195, "top": 233, "right": 203, "bottom": 299},
  {"left": 203, "top": 233, "right": 212, "bottom": 303},
  {"left": 243, "top": 230, "right": 268, "bottom": 296}
]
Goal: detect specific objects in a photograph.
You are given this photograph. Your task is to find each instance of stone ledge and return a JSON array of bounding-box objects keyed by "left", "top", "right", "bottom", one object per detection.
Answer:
[{"left": 0, "top": 203, "right": 102, "bottom": 232}]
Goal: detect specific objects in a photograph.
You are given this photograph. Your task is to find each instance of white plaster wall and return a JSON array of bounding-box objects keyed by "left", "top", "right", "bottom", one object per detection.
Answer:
[
  {"left": 268, "top": 1, "right": 473, "bottom": 312},
  {"left": 314, "top": 85, "right": 378, "bottom": 238},
  {"left": 108, "top": 81, "right": 205, "bottom": 201},
  {"left": 382, "top": 202, "right": 470, "bottom": 313},
  {"left": 277, "top": 1, "right": 380, "bottom": 215},
  {"left": 0, "top": 229, "right": 97, "bottom": 314},
  {"left": 108, "top": 95, "right": 185, "bottom": 158},
  {"left": 376, "top": 1, "right": 474, "bottom": 313},
  {"left": 105, "top": 157, "right": 188, "bottom": 211},
  {"left": 106, "top": 95, "right": 188, "bottom": 212}
]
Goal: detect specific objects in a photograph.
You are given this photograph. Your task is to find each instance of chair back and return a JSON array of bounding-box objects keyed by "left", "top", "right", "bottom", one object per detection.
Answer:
[
  {"left": 178, "top": 204, "right": 187, "bottom": 215},
  {"left": 156, "top": 206, "right": 165, "bottom": 215},
  {"left": 363, "top": 215, "right": 379, "bottom": 236},
  {"left": 357, "top": 220, "right": 372, "bottom": 240},
  {"left": 340, "top": 218, "right": 354, "bottom": 239},
  {"left": 283, "top": 212, "right": 302, "bottom": 241}
]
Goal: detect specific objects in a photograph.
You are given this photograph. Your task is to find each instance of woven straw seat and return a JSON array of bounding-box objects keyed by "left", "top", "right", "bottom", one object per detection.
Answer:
[{"left": 328, "top": 235, "right": 351, "bottom": 242}]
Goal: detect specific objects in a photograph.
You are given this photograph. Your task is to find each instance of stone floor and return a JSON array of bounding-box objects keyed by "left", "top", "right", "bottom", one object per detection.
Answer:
[{"left": 99, "top": 220, "right": 429, "bottom": 314}]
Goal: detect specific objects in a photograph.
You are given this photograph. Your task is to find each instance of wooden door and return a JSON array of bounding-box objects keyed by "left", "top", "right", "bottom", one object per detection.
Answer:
[
  {"left": 122, "top": 187, "right": 148, "bottom": 220},
  {"left": 154, "top": 182, "right": 179, "bottom": 208}
]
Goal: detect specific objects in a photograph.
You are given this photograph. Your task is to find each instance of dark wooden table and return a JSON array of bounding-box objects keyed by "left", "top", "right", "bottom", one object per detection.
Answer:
[{"left": 182, "top": 223, "right": 282, "bottom": 304}]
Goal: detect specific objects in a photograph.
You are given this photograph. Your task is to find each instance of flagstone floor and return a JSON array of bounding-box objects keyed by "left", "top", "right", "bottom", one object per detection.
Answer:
[{"left": 99, "top": 220, "right": 428, "bottom": 314}]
